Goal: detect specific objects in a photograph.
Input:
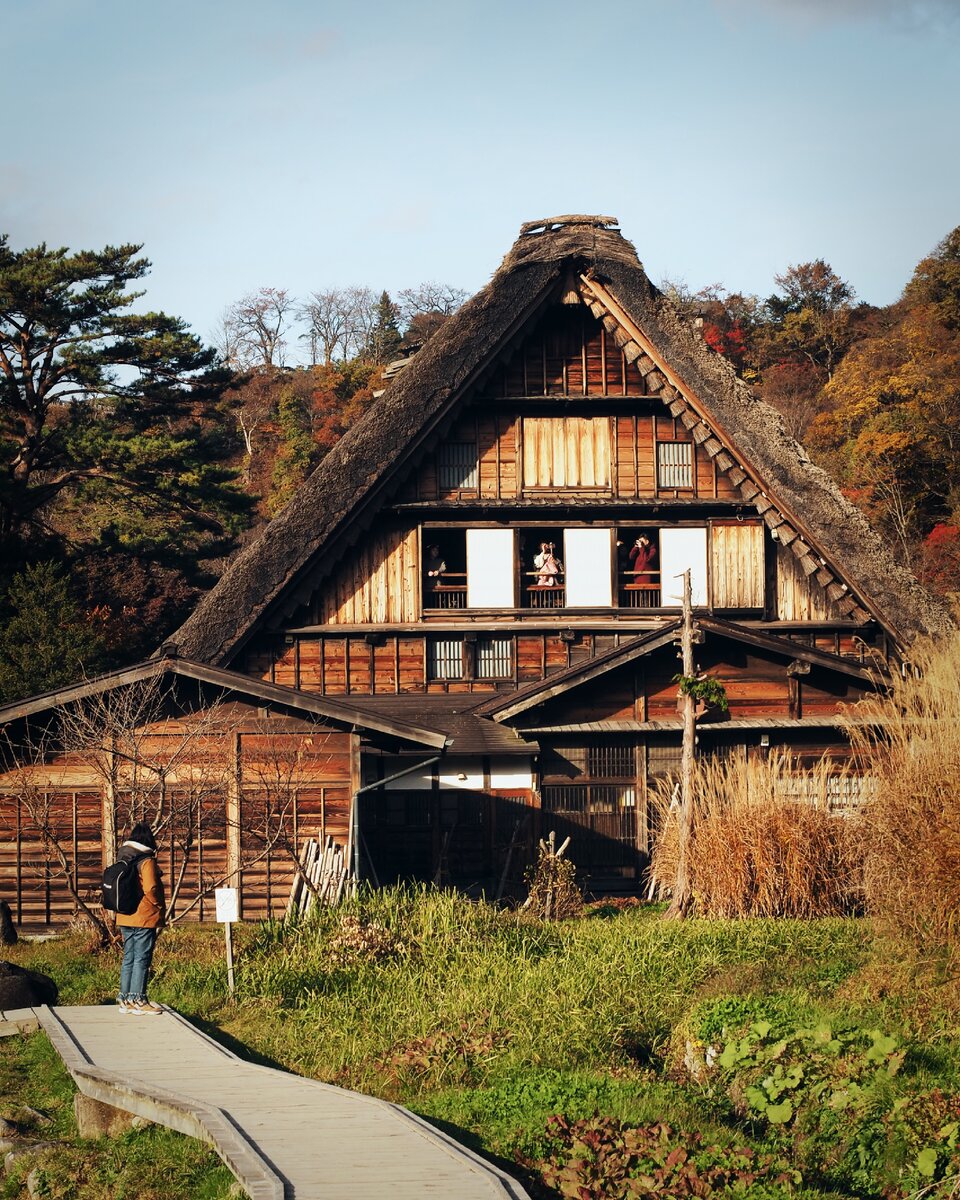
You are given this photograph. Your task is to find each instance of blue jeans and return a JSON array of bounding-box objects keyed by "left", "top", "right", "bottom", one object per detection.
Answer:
[{"left": 119, "top": 927, "right": 157, "bottom": 1001}]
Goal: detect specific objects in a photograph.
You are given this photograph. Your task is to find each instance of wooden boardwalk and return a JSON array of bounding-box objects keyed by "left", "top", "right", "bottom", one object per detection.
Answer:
[{"left": 1, "top": 1005, "right": 530, "bottom": 1200}]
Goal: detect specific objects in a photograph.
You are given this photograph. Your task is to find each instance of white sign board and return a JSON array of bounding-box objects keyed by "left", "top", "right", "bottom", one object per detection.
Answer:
[{"left": 215, "top": 887, "right": 239, "bottom": 924}]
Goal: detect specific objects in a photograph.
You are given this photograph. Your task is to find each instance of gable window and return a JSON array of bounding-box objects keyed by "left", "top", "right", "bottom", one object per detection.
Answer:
[
  {"left": 523, "top": 417, "right": 611, "bottom": 488},
  {"left": 657, "top": 441, "right": 693, "bottom": 489},
  {"left": 437, "top": 441, "right": 477, "bottom": 491}
]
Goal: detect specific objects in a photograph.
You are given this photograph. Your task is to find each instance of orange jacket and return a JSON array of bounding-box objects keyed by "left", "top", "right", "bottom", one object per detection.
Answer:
[{"left": 116, "top": 854, "right": 166, "bottom": 929}]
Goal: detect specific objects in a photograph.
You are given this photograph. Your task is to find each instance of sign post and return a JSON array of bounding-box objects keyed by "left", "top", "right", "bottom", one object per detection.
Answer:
[{"left": 214, "top": 887, "right": 239, "bottom": 998}]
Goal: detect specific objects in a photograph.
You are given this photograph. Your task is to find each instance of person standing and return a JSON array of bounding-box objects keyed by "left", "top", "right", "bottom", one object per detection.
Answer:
[
  {"left": 533, "top": 541, "right": 562, "bottom": 586},
  {"left": 628, "top": 534, "right": 657, "bottom": 576},
  {"left": 115, "top": 822, "right": 165, "bottom": 1015}
]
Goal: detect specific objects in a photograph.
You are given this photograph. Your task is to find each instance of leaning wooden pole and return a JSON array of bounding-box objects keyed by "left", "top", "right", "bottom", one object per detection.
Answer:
[{"left": 666, "top": 569, "right": 695, "bottom": 919}]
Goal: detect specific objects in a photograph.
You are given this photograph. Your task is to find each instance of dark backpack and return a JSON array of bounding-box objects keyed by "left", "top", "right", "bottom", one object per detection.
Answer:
[{"left": 101, "top": 856, "right": 144, "bottom": 914}]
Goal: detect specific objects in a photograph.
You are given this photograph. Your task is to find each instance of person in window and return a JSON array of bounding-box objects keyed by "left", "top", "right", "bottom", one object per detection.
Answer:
[
  {"left": 534, "top": 541, "right": 563, "bottom": 586},
  {"left": 628, "top": 534, "right": 657, "bottom": 577},
  {"left": 424, "top": 544, "right": 446, "bottom": 587}
]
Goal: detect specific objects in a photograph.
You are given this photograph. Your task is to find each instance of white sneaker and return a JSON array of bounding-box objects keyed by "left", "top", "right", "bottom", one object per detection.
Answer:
[
  {"left": 131, "top": 999, "right": 163, "bottom": 1015},
  {"left": 118, "top": 1000, "right": 135, "bottom": 1014}
]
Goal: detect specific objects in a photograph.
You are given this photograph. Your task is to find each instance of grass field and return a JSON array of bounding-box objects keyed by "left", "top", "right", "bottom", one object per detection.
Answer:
[{"left": 4, "top": 891, "right": 960, "bottom": 1198}]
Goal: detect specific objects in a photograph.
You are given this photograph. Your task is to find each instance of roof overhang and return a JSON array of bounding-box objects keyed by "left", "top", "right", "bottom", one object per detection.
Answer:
[{"left": 0, "top": 657, "right": 448, "bottom": 750}]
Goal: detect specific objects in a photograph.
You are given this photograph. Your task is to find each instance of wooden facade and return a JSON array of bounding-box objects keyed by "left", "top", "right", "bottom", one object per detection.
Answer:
[{"left": 1, "top": 217, "right": 950, "bottom": 927}]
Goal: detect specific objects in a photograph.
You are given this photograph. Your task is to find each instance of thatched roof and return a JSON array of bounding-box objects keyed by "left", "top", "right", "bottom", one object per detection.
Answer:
[{"left": 173, "top": 217, "right": 951, "bottom": 665}]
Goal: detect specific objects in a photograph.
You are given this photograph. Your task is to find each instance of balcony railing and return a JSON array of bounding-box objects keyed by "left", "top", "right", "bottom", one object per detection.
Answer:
[
  {"left": 423, "top": 572, "right": 467, "bottom": 609},
  {"left": 619, "top": 571, "right": 661, "bottom": 608},
  {"left": 422, "top": 570, "right": 663, "bottom": 611}
]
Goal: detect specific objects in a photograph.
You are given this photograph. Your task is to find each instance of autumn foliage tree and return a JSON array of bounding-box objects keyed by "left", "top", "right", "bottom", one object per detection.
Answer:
[{"left": 808, "top": 227, "right": 960, "bottom": 586}]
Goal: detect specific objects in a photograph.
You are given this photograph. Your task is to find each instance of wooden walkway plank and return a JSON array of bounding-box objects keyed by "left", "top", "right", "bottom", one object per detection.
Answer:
[{"left": 2, "top": 1005, "right": 530, "bottom": 1200}]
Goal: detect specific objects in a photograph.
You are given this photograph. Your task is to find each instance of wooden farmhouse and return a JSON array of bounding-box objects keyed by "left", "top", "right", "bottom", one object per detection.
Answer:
[{"left": 0, "top": 215, "right": 952, "bottom": 930}]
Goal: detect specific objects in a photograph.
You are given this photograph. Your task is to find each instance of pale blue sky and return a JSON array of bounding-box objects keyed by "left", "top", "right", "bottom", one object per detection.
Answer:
[{"left": 3, "top": 0, "right": 958, "bottom": 355}]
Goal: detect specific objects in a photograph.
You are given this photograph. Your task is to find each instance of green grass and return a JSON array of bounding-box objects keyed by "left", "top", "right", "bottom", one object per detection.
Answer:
[
  {"left": 7, "top": 888, "right": 960, "bottom": 1198},
  {"left": 0, "top": 1032, "right": 241, "bottom": 1200}
]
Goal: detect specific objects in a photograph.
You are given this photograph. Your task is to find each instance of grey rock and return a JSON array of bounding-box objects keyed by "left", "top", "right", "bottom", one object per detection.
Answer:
[{"left": 4, "top": 1142, "right": 62, "bottom": 1175}]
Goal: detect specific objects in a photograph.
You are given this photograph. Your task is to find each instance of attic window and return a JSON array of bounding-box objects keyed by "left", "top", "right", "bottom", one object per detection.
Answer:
[
  {"left": 438, "top": 442, "right": 477, "bottom": 491},
  {"left": 657, "top": 441, "right": 693, "bottom": 489}
]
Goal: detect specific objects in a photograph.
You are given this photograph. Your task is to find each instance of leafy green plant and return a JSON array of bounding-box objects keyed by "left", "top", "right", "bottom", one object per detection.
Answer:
[
  {"left": 672, "top": 673, "right": 729, "bottom": 712},
  {"left": 533, "top": 1115, "right": 799, "bottom": 1198}
]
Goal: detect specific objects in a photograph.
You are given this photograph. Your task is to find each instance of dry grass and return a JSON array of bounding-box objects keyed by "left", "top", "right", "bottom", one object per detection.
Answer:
[
  {"left": 844, "top": 635, "right": 960, "bottom": 966},
  {"left": 650, "top": 752, "right": 859, "bottom": 918}
]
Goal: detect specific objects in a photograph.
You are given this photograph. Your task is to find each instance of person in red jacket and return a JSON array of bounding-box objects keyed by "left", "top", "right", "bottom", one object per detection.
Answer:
[
  {"left": 115, "top": 822, "right": 166, "bottom": 1015},
  {"left": 628, "top": 534, "right": 657, "bottom": 576}
]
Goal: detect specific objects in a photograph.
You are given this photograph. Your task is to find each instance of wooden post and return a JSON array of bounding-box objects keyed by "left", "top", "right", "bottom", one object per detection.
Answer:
[{"left": 666, "top": 569, "right": 695, "bottom": 919}]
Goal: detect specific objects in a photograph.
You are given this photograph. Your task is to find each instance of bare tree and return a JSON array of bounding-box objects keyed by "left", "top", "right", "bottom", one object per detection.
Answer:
[
  {"left": 397, "top": 282, "right": 467, "bottom": 345},
  {"left": 300, "top": 286, "right": 376, "bottom": 365},
  {"left": 220, "top": 288, "right": 295, "bottom": 369}
]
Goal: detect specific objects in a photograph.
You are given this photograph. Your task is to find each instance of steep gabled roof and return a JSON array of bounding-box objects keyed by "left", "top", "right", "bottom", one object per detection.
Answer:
[
  {"left": 0, "top": 656, "right": 447, "bottom": 749},
  {"left": 172, "top": 216, "right": 952, "bottom": 666}
]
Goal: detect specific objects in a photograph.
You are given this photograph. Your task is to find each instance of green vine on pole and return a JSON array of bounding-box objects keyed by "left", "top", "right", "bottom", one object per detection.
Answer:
[{"left": 673, "top": 673, "right": 729, "bottom": 712}]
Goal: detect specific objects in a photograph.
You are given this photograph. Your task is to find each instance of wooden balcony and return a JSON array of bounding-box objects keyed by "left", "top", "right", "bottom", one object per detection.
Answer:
[
  {"left": 619, "top": 571, "right": 661, "bottom": 608},
  {"left": 423, "top": 573, "right": 467, "bottom": 610}
]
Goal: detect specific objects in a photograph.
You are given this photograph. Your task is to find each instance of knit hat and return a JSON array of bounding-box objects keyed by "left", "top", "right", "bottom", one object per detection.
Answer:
[{"left": 128, "top": 822, "right": 156, "bottom": 851}]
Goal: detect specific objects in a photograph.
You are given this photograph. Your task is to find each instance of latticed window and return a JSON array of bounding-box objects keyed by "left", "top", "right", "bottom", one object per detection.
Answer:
[
  {"left": 428, "top": 638, "right": 463, "bottom": 680},
  {"left": 437, "top": 442, "right": 478, "bottom": 491},
  {"left": 588, "top": 742, "right": 634, "bottom": 778},
  {"left": 476, "top": 636, "right": 512, "bottom": 679},
  {"left": 657, "top": 441, "right": 693, "bottom": 489}
]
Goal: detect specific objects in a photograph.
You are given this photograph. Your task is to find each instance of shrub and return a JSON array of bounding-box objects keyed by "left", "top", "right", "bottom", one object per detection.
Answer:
[
  {"left": 650, "top": 752, "right": 859, "bottom": 918},
  {"left": 534, "top": 1115, "right": 800, "bottom": 1198},
  {"left": 844, "top": 635, "right": 960, "bottom": 969}
]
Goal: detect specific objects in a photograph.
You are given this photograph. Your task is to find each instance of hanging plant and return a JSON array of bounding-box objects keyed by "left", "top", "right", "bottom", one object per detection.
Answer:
[{"left": 673, "top": 673, "right": 729, "bottom": 712}]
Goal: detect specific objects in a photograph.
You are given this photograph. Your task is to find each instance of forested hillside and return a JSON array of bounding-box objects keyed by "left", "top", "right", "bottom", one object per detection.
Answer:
[{"left": 1, "top": 228, "right": 957, "bottom": 703}]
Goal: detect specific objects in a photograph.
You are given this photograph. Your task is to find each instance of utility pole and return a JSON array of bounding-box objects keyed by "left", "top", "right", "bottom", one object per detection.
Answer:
[{"left": 666, "top": 568, "right": 695, "bottom": 919}]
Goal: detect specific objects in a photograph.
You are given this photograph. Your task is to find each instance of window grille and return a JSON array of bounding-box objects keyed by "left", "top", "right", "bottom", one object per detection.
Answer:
[
  {"left": 657, "top": 441, "right": 693, "bottom": 489},
  {"left": 428, "top": 638, "right": 463, "bottom": 680},
  {"left": 646, "top": 743, "right": 683, "bottom": 777},
  {"left": 587, "top": 741, "right": 634, "bottom": 778},
  {"left": 476, "top": 636, "right": 512, "bottom": 679},
  {"left": 438, "top": 442, "right": 478, "bottom": 491}
]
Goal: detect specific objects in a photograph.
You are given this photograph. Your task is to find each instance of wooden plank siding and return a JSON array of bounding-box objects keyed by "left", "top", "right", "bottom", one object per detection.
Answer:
[
  {"left": 777, "top": 542, "right": 844, "bottom": 621},
  {"left": 317, "top": 527, "right": 420, "bottom": 626},
  {"left": 0, "top": 713, "right": 354, "bottom": 930},
  {"left": 245, "top": 632, "right": 620, "bottom": 697},
  {"left": 711, "top": 522, "right": 765, "bottom": 609}
]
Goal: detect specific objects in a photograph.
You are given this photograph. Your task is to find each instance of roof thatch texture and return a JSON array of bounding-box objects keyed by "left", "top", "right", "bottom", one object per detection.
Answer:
[{"left": 173, "top": 218, "right": 951, "bottom": 665}]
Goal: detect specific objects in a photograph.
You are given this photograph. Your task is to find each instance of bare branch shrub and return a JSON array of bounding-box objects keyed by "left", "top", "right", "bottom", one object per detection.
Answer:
[
  {"left": 650, "top": 751, "right": 860, "bottom": 918},
  {"left": 843, "top": 636, "right": 960, "bottom": 964}
]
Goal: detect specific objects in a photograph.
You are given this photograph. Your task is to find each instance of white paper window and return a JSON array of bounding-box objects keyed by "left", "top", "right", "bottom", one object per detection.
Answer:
[
  {"left": 659, "top": 527, "right": 708, "bottom": 607},
  {"left": 476, "top": 636, "right": 512, "bottom": 679},
  {"left": 428, "top": 638, "right": 463, "bottom": 680},
  {"left": 563, "top": 528, "right": 613, "bottom": 607},
  {"left": 658, "top": 442, "right": 694, "bottom": 489},
  {"left": 467, "top": 529, "right": 515, "bottom": 608}
]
